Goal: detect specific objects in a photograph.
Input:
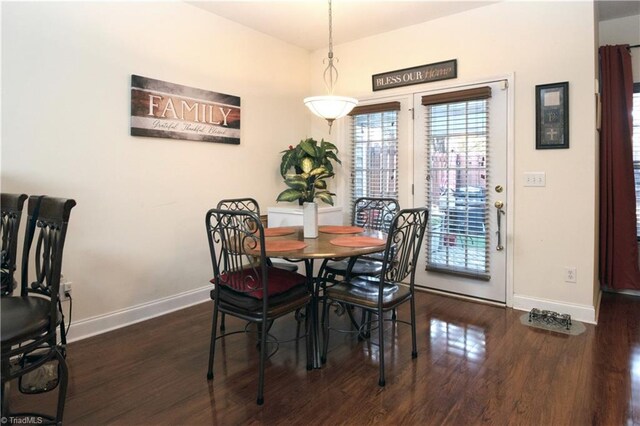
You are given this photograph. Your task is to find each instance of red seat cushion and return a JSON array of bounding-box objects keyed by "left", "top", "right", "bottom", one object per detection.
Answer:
[{"left": 210, "top": 266, "right": 306, "bottom": 300}]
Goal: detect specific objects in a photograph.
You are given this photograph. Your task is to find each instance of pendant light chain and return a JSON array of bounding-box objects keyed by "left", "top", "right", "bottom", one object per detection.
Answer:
[
  {"left": 328, "top": 0, "right": 333, "bottom": 60},
  {"left": 303, "top": 0, "right": 358, "bottom": 131}
]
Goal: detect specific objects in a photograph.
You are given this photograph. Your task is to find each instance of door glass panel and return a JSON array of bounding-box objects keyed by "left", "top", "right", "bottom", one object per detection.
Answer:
[
  {"left": 351, "top": 111, "right": 399, "bottom": 202},
  {"left": 425, "top": 99, "right": 490, "bottom": 278}
]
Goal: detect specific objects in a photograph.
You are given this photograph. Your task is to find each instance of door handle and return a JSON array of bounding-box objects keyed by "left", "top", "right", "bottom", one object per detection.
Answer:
[{"left": 494, "top": 201, "right": 505, "bottom": 251}]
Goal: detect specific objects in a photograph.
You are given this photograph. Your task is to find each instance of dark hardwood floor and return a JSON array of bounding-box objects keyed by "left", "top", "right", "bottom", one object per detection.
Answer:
[{"left": 7, "top": 291, "right": 640, "bottom": 425}]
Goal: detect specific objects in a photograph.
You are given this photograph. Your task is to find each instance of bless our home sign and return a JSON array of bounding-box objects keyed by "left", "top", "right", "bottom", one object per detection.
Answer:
[
  {"left": 130, "top": 75, "right": 241, "bottom": 144},
  {"left": 372, "top": 59, "right": 457, "bottom": 91}
]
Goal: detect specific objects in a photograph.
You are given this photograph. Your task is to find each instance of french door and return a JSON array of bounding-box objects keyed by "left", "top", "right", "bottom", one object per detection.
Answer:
[{"left": 412, "top": 80, "right": 509, "bottom": 303}]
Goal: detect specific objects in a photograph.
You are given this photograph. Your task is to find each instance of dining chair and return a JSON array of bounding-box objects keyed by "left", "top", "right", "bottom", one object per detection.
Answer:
[
  {"left": 1, "top": 196, "right": 76, "bottom": 424},
  {"left": 216, "top": 197, "right": 299, "bottom": 332},
  {"left": 321, "top": 207, "right": 429, "bottom": 387},
  {"left": 1, "top": 193, "right": 28, "bottom": 296},
  {"left": 321, "top": 197, "right": 399, "bottom": 333},
  {"left": 322, "top": 197, "right": 399, "bottom": 280},
  {"left": 205, "top": 208, "right": 311, "bottom": 405}
]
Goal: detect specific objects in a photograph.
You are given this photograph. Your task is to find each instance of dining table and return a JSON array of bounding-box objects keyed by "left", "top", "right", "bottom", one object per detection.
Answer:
[{"left": 250, "top": 225, "right": 388, "bottom": 369}]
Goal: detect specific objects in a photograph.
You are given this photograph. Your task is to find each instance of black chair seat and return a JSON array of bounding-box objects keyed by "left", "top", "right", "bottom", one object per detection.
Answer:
[
  {"left": 1, "top": 296, "right": 59, "bottom": 347},
  {"left": 217, "top": 290, "right": 310, "bottom": 320},
  {"left": 210, "top": 266, "right": 310, "bottom": 313},
  {"left": 271, "top": 260, "right": 299, "bottom": 273},
  {"left": 362, "top": 251, "right": 385, "bottom": 262},
  {"left": 212, "top": 284, "right": 310, "bottom": 314},
  {"left": 324, "top": 258, "right": 383, "bottom": 277},
  {"left": 326, "top": 277, "right": 410, "bottom": 310}
]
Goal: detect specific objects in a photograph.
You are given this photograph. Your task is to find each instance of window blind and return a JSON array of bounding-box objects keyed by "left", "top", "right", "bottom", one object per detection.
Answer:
[
  {"left": 633, "top": 86, "right": 640, "bottom": 238},
  {"left": 421, "top": 87, "right": 492, "bottom": 106},
  {"left": 423, "top": 87, "right": 491, "bottom": 279},
  {"left": 350, "top": 102, "right": 400, "bottom": 217}
]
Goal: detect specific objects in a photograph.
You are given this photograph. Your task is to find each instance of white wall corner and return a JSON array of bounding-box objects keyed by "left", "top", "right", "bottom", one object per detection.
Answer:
[
  {"left": 593, "top": 288, "right": 602, "bottom": 323},
  {"left": 66, "top": 285, "right": 211, "bottom": 342},
  {"left": 512, "top": 294, "right": 597, "bottom": 324}
]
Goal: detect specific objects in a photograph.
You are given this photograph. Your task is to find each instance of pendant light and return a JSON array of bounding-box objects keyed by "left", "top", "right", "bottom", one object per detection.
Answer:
[{"left": 304, "top": 0, "right": 358, "bottom": 133}]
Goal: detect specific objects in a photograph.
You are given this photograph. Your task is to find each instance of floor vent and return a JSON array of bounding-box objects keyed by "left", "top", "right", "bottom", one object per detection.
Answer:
[{"left": 520, "top": 308, "right": 586, "bottom": 336}]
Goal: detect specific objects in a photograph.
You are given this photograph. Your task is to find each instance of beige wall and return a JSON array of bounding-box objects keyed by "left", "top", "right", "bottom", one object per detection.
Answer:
[
  {"left": 1, "top": 2, "right": 310, "bottom": 324},
  {"left": 310, "top": 1, "right": 599, "bottom": 317}
]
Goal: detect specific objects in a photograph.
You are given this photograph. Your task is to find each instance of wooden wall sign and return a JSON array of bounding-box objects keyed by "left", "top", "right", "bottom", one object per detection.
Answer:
[
  {"left": 130, "top": 75, "right": 241, "bottom": 144},
  {"left": 372, "top": 60, "right": 457, "bottom": 91}
]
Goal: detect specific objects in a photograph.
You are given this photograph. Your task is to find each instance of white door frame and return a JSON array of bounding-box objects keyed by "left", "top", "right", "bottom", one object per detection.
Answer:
[{"left": 334, "top": 74, "right": 515, "bottom": 307}]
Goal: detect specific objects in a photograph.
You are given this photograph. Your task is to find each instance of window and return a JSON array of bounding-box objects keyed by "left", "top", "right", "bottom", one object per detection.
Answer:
[
  {"left": 422, "top": 87, "right": 491, "bottom": 278},
  {"left": 634, "top": 83, "right": 640, "bottom": 238},
  {"left": 349, "top": 102, "right": 400, "bottom": 211}
]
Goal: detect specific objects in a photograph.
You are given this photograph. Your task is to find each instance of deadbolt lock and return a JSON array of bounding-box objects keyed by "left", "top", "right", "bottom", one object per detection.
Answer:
[{"left": 495, "top": 185, "right": 504, "bottom": 193}]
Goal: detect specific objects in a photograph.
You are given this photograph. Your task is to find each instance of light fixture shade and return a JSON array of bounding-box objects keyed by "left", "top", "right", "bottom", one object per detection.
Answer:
[{"left": 304, "top": 95, "right": 358, "bottom": 120}]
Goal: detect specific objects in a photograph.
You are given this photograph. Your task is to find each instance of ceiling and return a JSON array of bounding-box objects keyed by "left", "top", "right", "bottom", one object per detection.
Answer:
[
  {"left": 597, "top": 0, "right": 640, "bottom": 21},
  {"left": 189, "top": 1, "right": 640, "bottom": 52},
  {"left": 188, "top": 1, "right": 497, "bottom": 51}
]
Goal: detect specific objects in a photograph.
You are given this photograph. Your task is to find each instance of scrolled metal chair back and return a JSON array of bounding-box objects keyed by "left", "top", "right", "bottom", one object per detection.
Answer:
[
  {"left": 206, "top": 208, "right": 267, "bottom": 297},
  {"left": 381, "top": 208, "right": 429, "bottom": 286},
  {"left": 216, "top": 197, "right": 263, "bottom": 235},
  {"left": 1, "top": 193, "right": 28, "bottom": 295},
  {"left": 353, "top": 197, "right": 400, "bottom": 232},
  {"left": 21, "top": 196, "right": 76, "bottom": 332},
  {"left": 217, "top": 198, "right": 260, "bottom": 215}
]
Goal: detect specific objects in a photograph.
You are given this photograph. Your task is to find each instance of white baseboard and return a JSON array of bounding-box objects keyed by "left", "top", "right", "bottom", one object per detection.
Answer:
[
  {"left": 65, "top": 287, "right": 600, "bottom": 342},
  {"left": 512, "top": 294, "right": 597, "bottom": 324},
  {"left": 415, "top": 286, "right": 507, "bottom": 308},
  {"left": 66, "top": 285, "right": 211, "bottom": 342}
]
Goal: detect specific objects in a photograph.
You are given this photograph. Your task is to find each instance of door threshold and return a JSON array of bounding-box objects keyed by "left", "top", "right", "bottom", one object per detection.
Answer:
[{"left": 415, "top": 286, "right": 506, "bottom": 308}]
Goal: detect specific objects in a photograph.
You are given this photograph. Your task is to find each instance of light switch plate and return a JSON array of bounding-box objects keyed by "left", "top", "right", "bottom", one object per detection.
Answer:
[{"left": 524, "top": 172, "right": 546, "bottom": 187}]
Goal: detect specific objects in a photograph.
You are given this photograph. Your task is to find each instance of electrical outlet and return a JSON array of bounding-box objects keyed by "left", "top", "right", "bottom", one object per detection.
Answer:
[
  {"left": 564, "top": 267, "right": 577, "bottom": 283},
  {"left": 59, "top": 277, "right": 72, "bottom": 301},
  {"left": 524, "top": 172, "right": 546, "bottom": 187}
]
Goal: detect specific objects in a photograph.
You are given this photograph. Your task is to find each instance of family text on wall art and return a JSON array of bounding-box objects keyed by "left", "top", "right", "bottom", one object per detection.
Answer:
[{"left": 130, "top": 75, "right": 241, "bottom": 145}]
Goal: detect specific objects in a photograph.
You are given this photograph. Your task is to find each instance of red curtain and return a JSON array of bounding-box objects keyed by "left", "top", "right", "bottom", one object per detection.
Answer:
[{"left": 599, "top": 45, "right": 640, "bottom": 290}]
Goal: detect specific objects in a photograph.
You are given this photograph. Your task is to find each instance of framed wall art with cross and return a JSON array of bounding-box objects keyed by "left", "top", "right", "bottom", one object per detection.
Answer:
[{"left": 536, "top": 81, "right": 569, "bottom": 149}]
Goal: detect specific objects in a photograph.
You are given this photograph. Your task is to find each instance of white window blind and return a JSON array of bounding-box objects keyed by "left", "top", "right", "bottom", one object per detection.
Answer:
[
  {"left": 349, "top": 102, "right": 400, "bottom": 212},
  {"left": 422, "top": 87, "right": 491, "bottom": 279},
  {"left": 633, "top": 85, "right": 640, "bottom": 238}
]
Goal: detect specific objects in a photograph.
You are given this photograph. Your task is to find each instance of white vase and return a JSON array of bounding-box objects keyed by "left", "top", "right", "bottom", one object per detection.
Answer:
[{"left": 303, "top": 202, "right": 318, "bottom": 238}]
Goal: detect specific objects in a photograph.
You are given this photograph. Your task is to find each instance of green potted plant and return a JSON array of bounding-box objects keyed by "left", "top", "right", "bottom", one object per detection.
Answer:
[
  {"left": 276, "top": 138, "right": 341, "bottom": 238},
  {"left": 276, "top": 138, "right": 341, "bottom": 206}
]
